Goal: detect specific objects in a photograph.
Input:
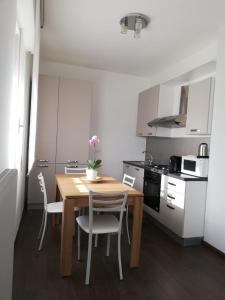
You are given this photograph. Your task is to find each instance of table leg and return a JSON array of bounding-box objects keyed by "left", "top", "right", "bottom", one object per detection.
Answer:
[
  {"left": 130, "top": 196, "right": 143, "bottom": 268},
  {"left": 60, "top": 199, "right": 75, "bottom": 276}
]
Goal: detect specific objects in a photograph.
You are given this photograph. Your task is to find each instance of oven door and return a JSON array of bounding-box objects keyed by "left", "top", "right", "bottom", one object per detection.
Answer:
[{"left": 143, "top": 170, "right": 161, "bottom": 212}]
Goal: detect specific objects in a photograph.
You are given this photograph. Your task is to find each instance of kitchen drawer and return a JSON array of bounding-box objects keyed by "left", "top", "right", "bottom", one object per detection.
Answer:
[
  {"left": 167, "top": 176, "right": 185, "bottom": 194},
  {"left": 166, "top": 190, "right": 185, "bottom": 209},
  {"left": 160, "top": 198, "right": 184, "bottom": 237}
]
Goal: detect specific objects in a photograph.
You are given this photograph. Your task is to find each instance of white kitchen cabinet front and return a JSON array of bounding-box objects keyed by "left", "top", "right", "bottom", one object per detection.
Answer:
[
  {"left": 123, "top": 164, "right": 144, "bottom": 192},
  {"left": 136, "top": 86, "right": 159, "bottom": 137},
  {"left": 186, "top": 77, "right": 214, "bottom": 135},
  {"left": 56, "top": 78, "right": 91, "bottom": 164}
]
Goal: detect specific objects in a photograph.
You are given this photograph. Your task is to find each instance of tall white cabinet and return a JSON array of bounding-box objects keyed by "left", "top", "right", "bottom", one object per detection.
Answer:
[{"left": 28, "top": 75, "right": 92, "bottom": 206}]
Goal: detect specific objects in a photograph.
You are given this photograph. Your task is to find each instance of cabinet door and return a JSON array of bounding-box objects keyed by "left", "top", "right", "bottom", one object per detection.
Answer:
[
  {"left": 123, "top": 163, "right": 133, "bottom": 177},
  {"left": 35, "top": 75, "right": 59, "bottom": 163},
  {"left": 56, "top": 78, "right": 92, "bottom": 164},
  {"left": 27, "top": 163, "right": 56, "bottom": 205},
  {"left": 132, "top": 166, "right": 144, "bottom": 192},
  {"left": 123, "top": 164, "right": 144, "bottom": 192},
  {"left": 186, "top": 78, "right": 213, "bottom": 135},
  {"left": 136, "top": 86, "right": 158, "bottom": 137}
]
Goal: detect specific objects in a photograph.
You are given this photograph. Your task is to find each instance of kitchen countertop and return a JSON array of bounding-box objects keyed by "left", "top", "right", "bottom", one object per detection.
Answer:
[{"left": 123, "top": 160, "right": 208, "bottom": 182}]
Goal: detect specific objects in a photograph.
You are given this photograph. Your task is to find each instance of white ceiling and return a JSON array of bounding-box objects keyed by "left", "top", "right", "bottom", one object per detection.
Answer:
[{"left": 40, "top": 0, "right": 225, "bottom": 77}]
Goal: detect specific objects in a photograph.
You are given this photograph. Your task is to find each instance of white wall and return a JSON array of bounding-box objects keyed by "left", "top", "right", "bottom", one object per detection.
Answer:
[
  {"left": 204, "top": 27, "right": 225, "bottom": 253},
  {"left": 40, "top": 60, "right": 149, "bottom": 179},
  {"left": 0, "top": 0, "right": 17, "bottom": 173}
]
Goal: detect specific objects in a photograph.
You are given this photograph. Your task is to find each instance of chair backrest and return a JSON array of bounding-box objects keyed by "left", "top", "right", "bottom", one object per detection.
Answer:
[
  {"left": 65, "top": 166, "right": 87, "bottom": 174},
  {"left": 123, "top": 173, "right": 135, "bottom": 188},
  {"left": 37, "top": 172, "right": 48, "bottom": 209},
  {"left": 88, "top": 190, "right": 128, "bottom": 233}
]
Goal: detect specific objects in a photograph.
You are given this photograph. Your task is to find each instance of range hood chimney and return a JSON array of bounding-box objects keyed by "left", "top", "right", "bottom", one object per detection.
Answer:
[{"left": 148, "top": 86, "right": 189, "bottom": 128}]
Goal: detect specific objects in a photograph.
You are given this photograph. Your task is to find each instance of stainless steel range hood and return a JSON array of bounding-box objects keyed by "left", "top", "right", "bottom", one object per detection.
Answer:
[{"left": 148, "top": 86, "right": 189, "bottom": 128}]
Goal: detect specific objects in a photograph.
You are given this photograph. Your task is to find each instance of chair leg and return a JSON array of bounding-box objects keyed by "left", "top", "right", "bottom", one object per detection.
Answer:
[
  {"left": 77, "top": 224, "right": 81, "bottom": 261},
  {"left": 38, "top": 212, "right": 47, "bottom": 251},
  {"left": 126, "top": 207, "right": 131, "bottom": 245},
  {"left": 38, "top": 210, "right": 45, "bottom": 239},
  {"left": 85, "top": 234, "right": 93, "bottom": 285},
  {"left": 106, "top": 233, "right": 111, "bottom": 256},
  {"left": 118, "top": 231, "right": 123, "bottom": 280}
]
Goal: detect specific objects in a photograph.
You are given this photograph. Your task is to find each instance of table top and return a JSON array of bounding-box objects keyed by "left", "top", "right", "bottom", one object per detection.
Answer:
[{"left": 56, "top": 174, "right": 143, "bottom": 199}]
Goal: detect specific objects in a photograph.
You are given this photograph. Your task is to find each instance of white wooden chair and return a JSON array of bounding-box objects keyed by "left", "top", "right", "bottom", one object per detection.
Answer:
[
  {"left": 76, "top": 190, "right": 128, "bottom": 285},
  {"left": 64, "top": 166, "right": 87, "bottom": 174},
  {"left": 122, "top": 174, "right": 135, "bottom": 245},
  {"left": 37, "top": 172, "right": 79, "bottom": 251}
]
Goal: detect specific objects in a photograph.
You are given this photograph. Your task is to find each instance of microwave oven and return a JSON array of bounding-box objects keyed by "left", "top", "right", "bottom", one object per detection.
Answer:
[{"left": 181, "top": 155, "right": 209, "bottom": 177}]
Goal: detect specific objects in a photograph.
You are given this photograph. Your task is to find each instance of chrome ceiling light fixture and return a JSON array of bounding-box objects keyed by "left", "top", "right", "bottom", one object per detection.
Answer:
[{"left": 120, "top": 13, "right": 150, "bottom": 39}]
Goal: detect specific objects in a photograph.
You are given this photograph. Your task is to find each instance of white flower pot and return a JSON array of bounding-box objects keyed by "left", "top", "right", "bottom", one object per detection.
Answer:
[{"left": 86, "top": 169, "right": 97, "bottom": 180}]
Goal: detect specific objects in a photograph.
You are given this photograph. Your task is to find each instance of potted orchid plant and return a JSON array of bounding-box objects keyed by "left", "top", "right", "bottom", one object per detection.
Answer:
[{"left": 86, "top": 135, "right": 102, "bottom": 180}]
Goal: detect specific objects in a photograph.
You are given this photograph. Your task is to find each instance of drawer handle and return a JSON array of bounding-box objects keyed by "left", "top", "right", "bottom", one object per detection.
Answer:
[
  {"left": 190, "top": 129, "right": 200, "bottom": 132},
  {"left": 38, "top": 159, "right": 49, "bottom": 162},
  {"left": 67, "top": 160, "right": 78, "bottom": 163},
  {"left": 168, "top": 182, "right": 176, "bottom": 186},
  {"left": 66, "top": 164, "right": 78, "bottom": 168},
  {"left": 135, "top": 168, "right": 140, "bottom": 171},
  {"left": 38, "top": 164, "right": 48, "bottom": 168},
  {"left": 167, "top": 204, "right": 175, "bottom": 210},
  {"left": 167, "top": 194, "right": 175, "bottom": 200},
  {"left": 147, "top": 133, "right": 152, "bottom": 135}
]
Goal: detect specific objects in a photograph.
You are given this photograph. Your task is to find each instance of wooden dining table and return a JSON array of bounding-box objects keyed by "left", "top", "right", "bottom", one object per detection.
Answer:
[{"left": 55, "top": 174, "right": 144, "bottom": 277}]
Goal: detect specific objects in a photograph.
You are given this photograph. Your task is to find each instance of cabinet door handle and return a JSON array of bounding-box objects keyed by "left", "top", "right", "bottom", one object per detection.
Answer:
[
  {"left": 67, "top": 160, "right": 78, "bottom": 163},
  {"left": 168, "top": 182, "right": 176, "bottom": 186},
  {"left": 167, "top": 204, "right": 175, "bottom": 210},
  {"left": 66, "top": 164, "right": 78, "bottom": 168},
  {"left": 190, "top": 129, "right": 200, "bottom": 132},
  {"left": 167, "top": 194, "right": 175, "bottom": 200},
  {"left": 38, "top": 159, "right": 49, "bottom": 162},
  {"left": 38, "top": 164, "right": 48, "bottom": 168},
  {"left": 147, "top": 133, "right": 152, "bottom": 136},
  {"left": 135, "top": 168, "right": 140, "bottom": 171}
]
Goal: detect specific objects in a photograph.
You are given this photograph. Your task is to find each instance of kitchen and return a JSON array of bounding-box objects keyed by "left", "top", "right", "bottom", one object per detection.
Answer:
[
  {"left": 1, "top": 1, "right": 225, "bottom": 299},
  {"left": 123, "top": 72, "right": 213, "bottom": 246}
]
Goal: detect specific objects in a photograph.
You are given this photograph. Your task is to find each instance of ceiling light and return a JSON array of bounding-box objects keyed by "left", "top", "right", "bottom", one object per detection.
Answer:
[{"left": 120, "top": 13, "right": 150, "bottom": 39}]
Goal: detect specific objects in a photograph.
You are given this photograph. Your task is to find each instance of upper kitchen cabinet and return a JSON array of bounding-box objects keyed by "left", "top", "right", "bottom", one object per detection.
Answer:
[
  {"left": 136, "top": 85, "right": 159, "bottom": 137},
  {"left": 56, "top": 78, "right": 91, "bottom": 164},
  {"left": 186, "top": 77, "right": 214, "bottom": 135},
  {"left": 35, "top": 75, "right": 59, "bottom": 163}
]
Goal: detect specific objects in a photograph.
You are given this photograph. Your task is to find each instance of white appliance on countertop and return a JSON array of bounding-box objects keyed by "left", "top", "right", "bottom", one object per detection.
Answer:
[{"left": 181, "top": 155, "right": 209, "bottom": 177}]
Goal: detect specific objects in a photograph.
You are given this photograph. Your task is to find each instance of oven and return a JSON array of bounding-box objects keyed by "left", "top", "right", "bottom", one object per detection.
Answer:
[{"left": 143, "top": 169, "right": 161, "bottom": 212}]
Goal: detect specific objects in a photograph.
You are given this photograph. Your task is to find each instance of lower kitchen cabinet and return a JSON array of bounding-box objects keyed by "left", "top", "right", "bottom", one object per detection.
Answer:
[
  {"left": 160, "top": 175, "right": 208, "bottom": 238},
  {"left": 123, "top": 163, "right": 144, "bottom": 192},
  {"left": 27, "top": 163, "right": 56, "bottom": 206},
  {"left": 159, "top": 198, "right": 184, "bottom": 237}
]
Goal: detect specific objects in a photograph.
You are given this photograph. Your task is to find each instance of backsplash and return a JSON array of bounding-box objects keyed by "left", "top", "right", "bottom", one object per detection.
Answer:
[{"left": 146, "top": 137, "right": 210, "bottom": 164}]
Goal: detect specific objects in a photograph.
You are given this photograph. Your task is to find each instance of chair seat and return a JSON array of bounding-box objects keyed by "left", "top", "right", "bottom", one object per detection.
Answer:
[
  {"left": 46, "top": 202, "right": 80, "bottom": 213},
  {"left": 76, "top": 215, "right": 119, "bottom": 234}
]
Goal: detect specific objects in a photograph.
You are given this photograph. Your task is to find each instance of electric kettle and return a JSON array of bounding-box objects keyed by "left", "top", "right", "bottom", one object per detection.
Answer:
[{"left": 198, "top": 143, "right": 209, "bottom": 157}]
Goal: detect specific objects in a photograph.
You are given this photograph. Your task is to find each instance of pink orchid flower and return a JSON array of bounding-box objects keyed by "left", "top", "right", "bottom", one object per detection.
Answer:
[{"left": 89, "top": 135, "right": 100, "bottom": 146}]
